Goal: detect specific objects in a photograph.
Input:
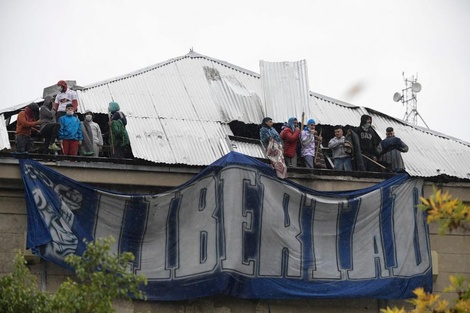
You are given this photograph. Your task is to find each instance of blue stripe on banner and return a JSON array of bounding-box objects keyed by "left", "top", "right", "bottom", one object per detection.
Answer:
[
  {"left": 120, "top": 197, "right": 149, "bottom": 267},
  {"left": 381, "top": 184, "right": 397, "bottom": 269},
  {"left": 167, "top": 194, "right": 180, "bottom": 271},
  {"left": 338, "top": 198, "right": 360, "bottom": 270}
]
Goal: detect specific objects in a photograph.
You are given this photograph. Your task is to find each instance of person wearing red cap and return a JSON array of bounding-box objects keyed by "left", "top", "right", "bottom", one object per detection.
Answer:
[{"left": 53, "top": 80, "right": 78, "bottom": 120}]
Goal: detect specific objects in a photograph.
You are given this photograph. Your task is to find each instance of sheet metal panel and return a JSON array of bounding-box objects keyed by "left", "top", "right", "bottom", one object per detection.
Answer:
[
  {"left": 308, "top": 96, "right": 365, "bottom": 127},
  {"left": 127, "top": 117, "right": 233, "bottom": 165},
  {"left": 0, "top": 114, "right": 11, "bottom": 151},
  {"left": 206, "top": 58, "right": 265, "bottom": 124},
  {"left": 260, "top": 60, "right": 310, "bottom": 123},
  {"left": 162, "top": 119, "right": 233, "bottom": 165},
  {"left": 205, "top": 66, "right": 264, "bottom": 124},
  {"left": 125, "top": 116, "right": 174, "bottom": 163},
  {"left": 229, "top": 139, "right": 265, "bottom": 159}
]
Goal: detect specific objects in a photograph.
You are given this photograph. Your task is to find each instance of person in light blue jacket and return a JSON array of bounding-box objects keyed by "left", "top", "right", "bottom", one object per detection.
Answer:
[{"left": 58, "top": 104, "right": 83, "bottom": 156}]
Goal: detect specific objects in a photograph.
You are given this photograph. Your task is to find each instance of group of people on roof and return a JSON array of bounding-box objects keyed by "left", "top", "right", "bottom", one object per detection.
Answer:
[
  {"left": 14, "top": 80, "right": 131, "bottom": 159},
  {"left": 259, "top": 114, "right": 408, "bottom": 179}
]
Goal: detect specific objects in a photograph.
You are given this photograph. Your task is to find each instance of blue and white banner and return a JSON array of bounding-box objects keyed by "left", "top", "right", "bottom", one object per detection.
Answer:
[{"left": 20, "top": 152, "right": 432, "bottom": 300}]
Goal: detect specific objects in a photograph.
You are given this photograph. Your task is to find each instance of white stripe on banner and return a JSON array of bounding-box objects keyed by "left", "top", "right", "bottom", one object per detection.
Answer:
[{"left": 94, "top": 192, "right": 127, "bottom": 255}]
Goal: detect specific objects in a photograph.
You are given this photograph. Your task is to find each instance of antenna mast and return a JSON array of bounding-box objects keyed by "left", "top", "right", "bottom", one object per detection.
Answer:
[{"left": 393, "top": 72, "right": 429, "bottom": 128}]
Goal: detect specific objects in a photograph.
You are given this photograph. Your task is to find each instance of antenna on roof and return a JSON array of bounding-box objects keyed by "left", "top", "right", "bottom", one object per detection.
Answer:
[{"left": 393, "top": 72, "right": 429, "bottom": 128}]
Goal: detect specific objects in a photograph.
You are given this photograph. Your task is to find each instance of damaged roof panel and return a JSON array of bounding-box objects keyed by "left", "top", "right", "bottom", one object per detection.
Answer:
[
  {"left": 77, "top": 53, "right": 265, "bottom": 124},
  {"left": 127, "top": 117, "right": 233, "bottom": 165},
  {"left": 229, "top": 139, "right": 265, "bottom": 159}
]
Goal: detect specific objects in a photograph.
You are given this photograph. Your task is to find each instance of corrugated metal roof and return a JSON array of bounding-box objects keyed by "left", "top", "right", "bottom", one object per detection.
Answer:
[
  {"left": 307, "top": 95, "right": 367, "bottom": 126},
  {"left": 369, "top": 112, "right": 470, "bottom": 178},
  {"left": 1, "top": 50, "right": 470, "bottom": 180}
]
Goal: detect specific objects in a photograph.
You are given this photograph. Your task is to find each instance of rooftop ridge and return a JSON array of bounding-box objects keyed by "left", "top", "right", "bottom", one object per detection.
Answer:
[{"left": 82, "top": 50, "right": 260, "bottom": 90}]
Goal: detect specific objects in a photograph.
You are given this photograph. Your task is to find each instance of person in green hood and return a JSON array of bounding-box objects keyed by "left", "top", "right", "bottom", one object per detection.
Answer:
[{"left": 108, "top": 101, "right": 131, "bottom": 158}]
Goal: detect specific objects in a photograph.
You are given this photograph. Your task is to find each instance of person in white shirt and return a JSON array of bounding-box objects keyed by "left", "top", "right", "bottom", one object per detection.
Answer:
[{"left": 54, "top": 80, "right": 79, "bottom": 120}]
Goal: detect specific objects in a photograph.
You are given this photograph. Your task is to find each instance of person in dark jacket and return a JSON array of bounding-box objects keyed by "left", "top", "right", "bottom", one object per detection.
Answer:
[
  {"left": 280, "top": 117, "right": 300, "bottom": 167},
  {"left": 353, "top": 114, "right": 381, "bottom": 171},
  {"left": 108, "top": 101, "right": 131, "bottom": 158},
  {"left": 15, "top": 103, "right": 42, "bottom": 153},
  {"left": 377, "top": 127, "right": 409, "bottom": 172},
  {"left": 39, "top": 95, "right": 61, "bottom": 153}
]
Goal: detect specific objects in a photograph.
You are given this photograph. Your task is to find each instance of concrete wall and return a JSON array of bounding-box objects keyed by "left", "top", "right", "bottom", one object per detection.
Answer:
[{"left": 1, "top": 161, "right": 469, "bottom": 313}]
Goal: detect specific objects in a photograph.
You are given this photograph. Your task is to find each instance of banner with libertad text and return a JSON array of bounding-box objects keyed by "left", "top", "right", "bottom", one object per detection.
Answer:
[{"left": 20, "top": 152, "right": 432, "bottom": 300}]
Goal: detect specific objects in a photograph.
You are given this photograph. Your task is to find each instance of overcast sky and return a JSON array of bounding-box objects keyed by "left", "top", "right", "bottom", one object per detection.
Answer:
[{"left": 1, "top": 0, "right": 469, "bottom": 142}]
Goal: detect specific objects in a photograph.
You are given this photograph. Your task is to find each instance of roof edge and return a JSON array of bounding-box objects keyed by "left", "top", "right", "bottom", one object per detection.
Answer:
[{"left": 81, "top": 50, "right": 261, "bottom": 90}]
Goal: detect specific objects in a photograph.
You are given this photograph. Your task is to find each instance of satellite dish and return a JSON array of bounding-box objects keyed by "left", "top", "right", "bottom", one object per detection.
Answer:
[
  {"left": 393, "top": 92, "right": 403, "bottom": 102},
  {"left": 411, "top": 82, "right": 422, "bottom": 92}
]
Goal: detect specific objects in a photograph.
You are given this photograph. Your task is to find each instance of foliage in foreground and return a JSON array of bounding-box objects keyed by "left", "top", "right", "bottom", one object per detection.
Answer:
[
  {"left": 0, "top": 251, "right": 51, "bottom": 313},
  {"left": 0, "top": 237, "right": 147, "bottom": 313},
  {"left": 382, "top": 187, "right": 470, "bottom": 313},
  {"left": 419, "top": 186, "right": 470, "bottom": 235}
]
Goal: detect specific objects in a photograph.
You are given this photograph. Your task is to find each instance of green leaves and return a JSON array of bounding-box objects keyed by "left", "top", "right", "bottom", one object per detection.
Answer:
[
  {"left": 0, "top": 251, "right": 51, "bottom": 313},
  {"left": 0, "top": 236, "right": 147, "bottom": 313}
]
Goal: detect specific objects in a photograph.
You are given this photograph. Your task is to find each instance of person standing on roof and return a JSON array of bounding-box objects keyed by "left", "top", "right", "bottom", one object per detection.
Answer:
[
  {"left": 80, "top": 110, "right": 103, "bottom": 157},
  {"left": 15, "top": 103, "right": 42, "bottom": 154},
  {"left": 57, "top": 104, "right": 83, "bottom": 156},
  {"left": 259, "top": 117, "right": 287, "bottom": 179},
  {"left": 280, "top": 117, "right": 301, "bottom": 167},
  {"left": 54, "top": 80, "right": 78, "bottom": 120},
  {"left": 352, "top": 114, "right": 381, "bottom": 172},
  {"left": 300, "top": 118, "right": 321, "bottom": 168},
  {"left": 39, "top": 95, "right": 61, "bottom": 153},
  {"left": 108, "top": 101, "right": 130, "bottom": 158},
  {"left": 377, "top": 127, "right": 409, "bottom": 172},
  {"left": 328, "top": 125, "right": 352, "bottom": 171}
]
